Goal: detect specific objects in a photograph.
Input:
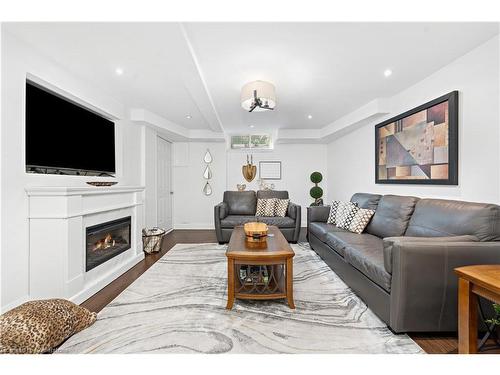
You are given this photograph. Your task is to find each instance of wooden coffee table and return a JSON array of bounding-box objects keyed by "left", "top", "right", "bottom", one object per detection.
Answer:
[{"left": 225, "top": 225, "right": 295, "bottom": 309}]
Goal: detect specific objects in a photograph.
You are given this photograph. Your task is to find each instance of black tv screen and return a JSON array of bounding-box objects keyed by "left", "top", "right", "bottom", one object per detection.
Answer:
[{"left": 26, "top": 82, "right": 116, "bottom": 175}]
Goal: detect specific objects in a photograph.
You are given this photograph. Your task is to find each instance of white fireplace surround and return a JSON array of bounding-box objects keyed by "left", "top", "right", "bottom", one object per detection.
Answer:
[{"left": 25, "top": 186, "right": 145, "bottom": 305}]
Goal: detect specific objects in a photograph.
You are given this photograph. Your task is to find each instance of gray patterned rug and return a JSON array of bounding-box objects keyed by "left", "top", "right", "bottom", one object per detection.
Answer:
[{"left": 58, "top": 243, "right": 423, "bottom": 354}]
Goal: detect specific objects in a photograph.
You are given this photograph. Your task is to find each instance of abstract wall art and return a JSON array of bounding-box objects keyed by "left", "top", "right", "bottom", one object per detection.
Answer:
[{"left": 375, "top": 91, "right": 458, "bottom": 185}]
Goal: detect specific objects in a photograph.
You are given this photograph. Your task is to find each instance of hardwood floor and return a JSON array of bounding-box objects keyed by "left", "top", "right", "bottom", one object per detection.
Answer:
[{"left": 81, "top": 229, "right": 499, "bottom": 354}]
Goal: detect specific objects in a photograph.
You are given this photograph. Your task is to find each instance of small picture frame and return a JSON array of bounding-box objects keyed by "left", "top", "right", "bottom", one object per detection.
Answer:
[{"left": 259, "top": 161, "right": 281, "bottom": 180}]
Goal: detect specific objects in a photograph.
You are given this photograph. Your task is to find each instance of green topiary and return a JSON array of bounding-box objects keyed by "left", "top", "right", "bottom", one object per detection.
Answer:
[
  {"left": 310, "top": 171, "right": 323, "bottom": 184},
  {"left": 310, "top": 186, "right": 323, "bottom": 200}
]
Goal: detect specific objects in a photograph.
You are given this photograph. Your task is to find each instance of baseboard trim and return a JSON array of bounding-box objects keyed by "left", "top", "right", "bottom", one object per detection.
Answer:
[
  {"left": 173, "top": 223, "right": 214, "bottom": 230},
  {"left": 70, "top": 252, "right": 145, "bottom": 305}
]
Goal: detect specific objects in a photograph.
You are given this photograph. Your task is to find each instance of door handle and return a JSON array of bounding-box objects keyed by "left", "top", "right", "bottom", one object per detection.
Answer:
[{"left": 170, "top": 192, "right": 174, "bottom": 195}]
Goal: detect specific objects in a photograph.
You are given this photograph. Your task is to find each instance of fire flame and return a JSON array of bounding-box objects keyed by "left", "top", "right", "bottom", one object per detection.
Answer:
[{"left": 93, "top": 233, "right": 116, "bottom": 251}]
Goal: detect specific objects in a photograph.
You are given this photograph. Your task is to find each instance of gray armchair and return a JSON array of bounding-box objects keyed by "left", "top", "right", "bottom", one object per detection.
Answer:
[{"left": 214, "top": 190, "right": 301, "bottom": 244}]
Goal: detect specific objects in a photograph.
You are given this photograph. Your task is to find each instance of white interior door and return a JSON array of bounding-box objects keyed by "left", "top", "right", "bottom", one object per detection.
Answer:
[{"left": 157, "top": 136, "right": 172, "bottom": 231}]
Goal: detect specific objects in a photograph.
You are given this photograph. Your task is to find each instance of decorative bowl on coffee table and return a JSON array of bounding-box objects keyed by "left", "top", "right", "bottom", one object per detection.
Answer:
[{"left": 243, "top": 222, "right": 268, "bottom": 243}]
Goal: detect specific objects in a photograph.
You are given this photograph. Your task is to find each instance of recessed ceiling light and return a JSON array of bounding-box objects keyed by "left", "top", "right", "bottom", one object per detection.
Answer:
[
  {"left": 185, "top": 115, "right": 192, "bottom": 119},
  {"left": 307, "top": 115, "right": 313, "bottom": 119},
  {"left": 115, "top": 67, "right": 124, "bottom": 76},
  {"left": 384, "top": 69, "right": 392, "bottom": 77},
  {"left": 249, "top": 125, "right": 255, "bottom": 128}
]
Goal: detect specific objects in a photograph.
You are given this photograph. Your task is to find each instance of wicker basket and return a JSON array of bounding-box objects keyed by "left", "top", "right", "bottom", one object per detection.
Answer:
[{"left": 142, "top": 227, "right": 166, "bottom": 254}]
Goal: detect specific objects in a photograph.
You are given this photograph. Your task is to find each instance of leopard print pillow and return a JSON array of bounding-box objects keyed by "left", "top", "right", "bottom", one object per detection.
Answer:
[{"left": 0, "top": 299, "right": 97, "bottom": 354}]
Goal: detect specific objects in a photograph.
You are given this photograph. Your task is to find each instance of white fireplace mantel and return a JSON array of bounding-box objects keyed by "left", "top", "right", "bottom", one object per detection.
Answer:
[{"left": 26, "top": 185, "right": 145, "bottom": 304}]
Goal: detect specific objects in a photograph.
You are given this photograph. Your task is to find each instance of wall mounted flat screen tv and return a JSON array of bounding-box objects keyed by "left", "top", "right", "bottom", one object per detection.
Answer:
[{"left": 26, "top": 81, "right": 116, "bottom": 176}]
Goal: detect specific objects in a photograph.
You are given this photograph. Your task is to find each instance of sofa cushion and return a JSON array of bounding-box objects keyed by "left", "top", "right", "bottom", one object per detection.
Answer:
[
  {"left": 366, "top": 195, "right": 419, "bottom": 238},
  {"left": 257, "top": 190, "right": 289, "bottom": 200},
  {"left": 256, "top": 216, "right": 295, "bottom": 228},
  {"left": 350, "top": 193, "right": 382, "bottom": 210},
  {"left": 325, "top": 231, "right": 382, "bottom": 258},
  {"left": 223, "top": 191, "right": 256, "bottom": 215},
  {"left": 220, "top": 215, "right": 295, "bottom": 228},
  {"left": 309, "top": 222, "right": 346, "bottom": 242},
  {"left": 343, "top": 241, "right": 392, "bottom": 292},
  {"left": 405, "top": 198, "right": 500, "bottom": 242},
  {"left": 220, "top": 215, "right": 259, "bottom": 228}
]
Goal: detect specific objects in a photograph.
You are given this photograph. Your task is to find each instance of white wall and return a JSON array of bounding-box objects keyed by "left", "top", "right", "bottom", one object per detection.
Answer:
[
  {"left": 327, "top": 35, "right": 500, "bottom": 204},
  {"left": 172, "top": 142, "right": 227, "bottom": 229},
  {"left": 226, "top": 144, "right": 328, "bottom": 226},
  {"left": 0, "top": 32, "right": 143, "bottom": 310},
  {"left": 171, "top": 142, "right": 328, "bottom": 228}
]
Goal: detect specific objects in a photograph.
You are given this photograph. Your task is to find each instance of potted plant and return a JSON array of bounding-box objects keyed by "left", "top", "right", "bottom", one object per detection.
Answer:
[{"left": 310, "top": 172, "right": 324, "bottom": 206}]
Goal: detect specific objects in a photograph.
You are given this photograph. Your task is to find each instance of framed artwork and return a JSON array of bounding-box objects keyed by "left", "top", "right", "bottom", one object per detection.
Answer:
[
  {"left": 259, "top": 161, "right": 281, "bottom": 180},
  {"left": 375, "top": 91, "right": 458, "bottom": 185}
]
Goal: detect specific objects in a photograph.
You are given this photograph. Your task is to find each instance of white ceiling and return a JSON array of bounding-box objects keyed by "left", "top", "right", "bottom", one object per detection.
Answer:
[{"left": 4, "top": 22, "right": 499, "bottom": 135}]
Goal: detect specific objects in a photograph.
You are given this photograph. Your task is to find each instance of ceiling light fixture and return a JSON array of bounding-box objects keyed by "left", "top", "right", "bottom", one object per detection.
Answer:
[
  {"left": 115, "top": 67, "right": 124, "bottom": 76},
  {"left": 384, "top": 69, "right": 392, "bottom": 77},
  {"left": 185, "top": 115, "right": 192, "bottom": 119},
  {"left": 249, "top": 125, "right": 255, "bottom": 128},
  {"left": 241, "top": 80, "right": 276, "bottom": 112},
  {"left": 307, "top": 115, "right": 313, "bottom": 119}
]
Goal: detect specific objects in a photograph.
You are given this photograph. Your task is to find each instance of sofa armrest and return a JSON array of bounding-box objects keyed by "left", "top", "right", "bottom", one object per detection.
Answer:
[
  {"left": 287, "top": 202, "right": 300, "bottom": 219},
  {"left": 383, "top": 235, "right": 479, "bottom": 274},
  {"left": 307, "top": 205, "right": 330, "bottom": 224},
  {"left": 214, "top": 202, "right": 228, "bottom": 219},
  {"left": 388, "top": 239, "right": 500, "bottom": 332}
]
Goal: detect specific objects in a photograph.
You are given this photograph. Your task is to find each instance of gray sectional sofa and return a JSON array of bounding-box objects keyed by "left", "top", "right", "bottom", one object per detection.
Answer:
[
  {"left": 307, "top": 193, "right": 500, "bottom": 333},
  {"left": 214, "top": 190, "right": 301, "bottom": 243}
]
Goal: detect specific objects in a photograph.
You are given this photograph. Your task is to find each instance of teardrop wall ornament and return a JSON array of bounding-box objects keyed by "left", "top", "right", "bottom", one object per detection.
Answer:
[
  {"left": 203, "top": 149, "right": 213, "bottom": 164},
  {"left": 203, "top": 165, "right": 212, "bottom": 179},
  {"left": 203, "top": 181, "right": 213, "bottom": 196}
]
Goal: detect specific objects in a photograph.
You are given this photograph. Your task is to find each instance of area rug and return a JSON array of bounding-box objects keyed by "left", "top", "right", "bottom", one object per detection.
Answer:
[{"left": 57, "top": 243, "right": 424, "bottom": 354}]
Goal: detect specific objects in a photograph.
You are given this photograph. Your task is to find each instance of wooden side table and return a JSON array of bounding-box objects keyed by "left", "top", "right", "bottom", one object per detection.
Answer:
[{"left": 454, "top": 265, "right": 500, "bottom": 354}]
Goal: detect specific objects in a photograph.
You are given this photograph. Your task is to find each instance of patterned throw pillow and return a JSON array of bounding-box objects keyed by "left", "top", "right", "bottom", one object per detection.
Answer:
[
  {"left": 327, "top": 200, "right": 358, "bottom": 225},
  {"left": 0, "top": 299, "right": 97, "bottom": 354},
  {"left": 274, "top": 199, "right": 290, "bottom": 217},
  {"left": 256, "top": 198, "right": 277, "bottom": 217},
  {"left": 335, "top": 201, "right": 359, "bottom": 229},
  {"left": 345, "top": 207, "right": 376, "bottom": 234}
]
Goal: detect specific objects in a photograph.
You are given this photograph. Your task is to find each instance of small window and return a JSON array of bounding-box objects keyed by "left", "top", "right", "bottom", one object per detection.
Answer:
[{"left": 231, "top": 134, "right": 271, "bottom": 149}]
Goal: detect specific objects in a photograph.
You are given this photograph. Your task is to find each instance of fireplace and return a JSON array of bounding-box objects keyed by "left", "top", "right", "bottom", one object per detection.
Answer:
[{"left": 86, "top": 217, "right": 131, "bottom": 271}]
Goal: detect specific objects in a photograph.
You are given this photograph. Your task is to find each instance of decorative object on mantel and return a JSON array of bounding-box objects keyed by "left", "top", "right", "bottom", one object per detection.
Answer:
[
  {"left": 203, "top": 149, "right": 213, "bottom": 196},
  {"left": 375, "top": 91, "right": 458, "bottom": 185},
  {"left": 241, "top": 80, "right": 276, "bottom": 112},
  {"left": 309, "top": 171, "right": 324, "bottom": 206},
  {"left": 258, "top": 179, "right": 275, "bottom": 191},
  {"left": 0, "top": 299, "right": 96, "bottom": 354},
  {"left": 86, "top": 181, "right": 118, "bottom": 187},
  {"left": 259, "top": 161, "right": 281, "bottom": 180},
  {"left": 242, "top": 154, "right": 257, "bottom": 182},
  {"left": 237, "top": 184, "right": 246, "bottom": 191}
]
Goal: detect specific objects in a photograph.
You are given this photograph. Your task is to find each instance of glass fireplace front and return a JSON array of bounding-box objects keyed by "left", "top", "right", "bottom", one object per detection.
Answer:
[{"left": 86, "top": 216, "right": 131, "bottom": 272}]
